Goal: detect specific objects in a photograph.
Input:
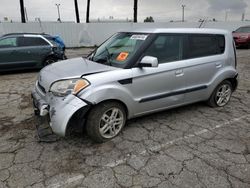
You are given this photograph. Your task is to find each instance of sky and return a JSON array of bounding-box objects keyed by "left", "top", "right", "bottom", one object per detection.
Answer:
[{"left": 0, "top": 0, "right": 250, "bottom": 22}]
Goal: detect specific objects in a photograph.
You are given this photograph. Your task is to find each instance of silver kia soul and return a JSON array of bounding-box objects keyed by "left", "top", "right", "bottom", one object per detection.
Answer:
[{"left": 32, "top": 28, "right": 238, "bottom": 142}]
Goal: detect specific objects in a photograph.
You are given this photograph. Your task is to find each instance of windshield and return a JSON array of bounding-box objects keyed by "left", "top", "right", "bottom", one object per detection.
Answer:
[
  {"left": 91, "top": 32, "right": 149, "bottom": 68},
  {"left": 235, "top": 27, "right": 250, "bottom": 33}
]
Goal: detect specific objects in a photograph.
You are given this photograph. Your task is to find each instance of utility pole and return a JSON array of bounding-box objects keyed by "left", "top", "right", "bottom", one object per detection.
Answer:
[
  {"left": 74, "top": 0, "right": 80, "bottom": 23},
  {"left": 182, "top": 5, "right": 186, "bottom": 22},
  {"left": 241, "top": 13, "right": 245, "bottom": 21},
  {"left": 55, "top": 4, "right": 61, "bottom": 22},
  {"left": 134, "top": 0, "right": 138, "bottom": 23},
  {"left": 19, "top": 0, "right": 26, "bottom": 23},
  {"left": 225, "top": 10, "right": 229, "bottom": 22},
  {"left": 86, "top": 0, "right": 90, "bottom": 23}
]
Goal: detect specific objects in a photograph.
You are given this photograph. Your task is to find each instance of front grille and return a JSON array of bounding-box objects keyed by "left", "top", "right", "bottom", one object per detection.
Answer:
[{"left": 37, "top": 82, "right": 46, "bottom": 94}]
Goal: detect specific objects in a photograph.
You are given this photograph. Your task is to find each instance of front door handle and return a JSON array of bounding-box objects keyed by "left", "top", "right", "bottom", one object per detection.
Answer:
[
  {"left": 216, "top": 63, "right": 222, "bottom": 68},
  {"left": 175, "top": 69, "right": 184, "bottom": 77}
]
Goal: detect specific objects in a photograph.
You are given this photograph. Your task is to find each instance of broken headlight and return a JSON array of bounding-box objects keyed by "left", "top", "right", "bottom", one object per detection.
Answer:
[{"left": 50, "top": 79, "right": 90, "bottom": 96}]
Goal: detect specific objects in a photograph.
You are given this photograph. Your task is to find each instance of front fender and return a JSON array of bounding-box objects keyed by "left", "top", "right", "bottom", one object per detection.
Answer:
[{"left": 79, "top": 83, "right": 135, "bottom": 119}]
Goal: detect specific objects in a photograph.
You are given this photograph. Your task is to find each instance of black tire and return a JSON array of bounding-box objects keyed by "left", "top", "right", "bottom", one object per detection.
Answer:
[
  {"left": 86, "top": 102, "right": 126, "bottom": 143},
  {"left": 207, "top": 80, "right": 233, "bottom": 107},
  {"left": 43, "top": 57, "right": 57, "bottom": 67}
]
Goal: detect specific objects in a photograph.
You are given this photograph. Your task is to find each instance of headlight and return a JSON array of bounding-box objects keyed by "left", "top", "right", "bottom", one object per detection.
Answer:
[{"left": 50, "top": 79, "right": 90, "bottom": 96}]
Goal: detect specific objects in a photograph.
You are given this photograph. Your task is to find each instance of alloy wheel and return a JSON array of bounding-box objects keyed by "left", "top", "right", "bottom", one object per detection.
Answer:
[
  {"left": 215, "top": 84, "right": 232, "bottom": 107},
  {"left": 99, "top": 107, "right": 124, "bottom": 139}
]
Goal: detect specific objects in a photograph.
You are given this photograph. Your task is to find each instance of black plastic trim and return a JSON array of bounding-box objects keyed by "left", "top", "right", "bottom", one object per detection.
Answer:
[{"left": 139, "top": 85, "right": 207, "bottom": 103}]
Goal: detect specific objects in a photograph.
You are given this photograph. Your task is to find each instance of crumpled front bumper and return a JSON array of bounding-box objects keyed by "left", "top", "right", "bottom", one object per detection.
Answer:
[{"left": 31, "top": 89, "right": 89, "bottom": 137}]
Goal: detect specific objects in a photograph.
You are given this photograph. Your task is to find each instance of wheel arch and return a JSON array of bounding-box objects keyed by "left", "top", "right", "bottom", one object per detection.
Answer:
[
  {"left": 226, "top": 74, "right": 238, "bottom": 91},
  {"left": 65, "top": 98, "right": 130, "bottom": 136},
  {"left": 93, "top": 99, "right": 129, "bottom": 118}
]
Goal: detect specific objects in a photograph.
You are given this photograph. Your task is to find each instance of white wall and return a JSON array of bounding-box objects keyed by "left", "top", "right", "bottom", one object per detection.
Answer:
[{"left": 0, "top": 21, "right": 249, "bottom": 47}]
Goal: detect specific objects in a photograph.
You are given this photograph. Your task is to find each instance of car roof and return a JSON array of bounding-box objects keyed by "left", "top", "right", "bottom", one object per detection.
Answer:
[
  {"left": 1, "top": 33, "right": 51, "bottom": 37},
  {"left": 124, "top": 28, "right": 230, "bottom": 35},
  {"left": 238, "top": 25, "right": 250, "bottom": 28}
]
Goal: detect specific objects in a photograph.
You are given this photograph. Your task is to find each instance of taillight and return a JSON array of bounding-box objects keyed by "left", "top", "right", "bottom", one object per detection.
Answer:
[{"left": 52, "top": 46, "right": 57, "bottom": 51}]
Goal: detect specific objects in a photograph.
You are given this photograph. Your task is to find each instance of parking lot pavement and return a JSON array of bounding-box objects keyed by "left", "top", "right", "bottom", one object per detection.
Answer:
[{"left": 0, "top": 48, "right": 250, "bottom": 188}]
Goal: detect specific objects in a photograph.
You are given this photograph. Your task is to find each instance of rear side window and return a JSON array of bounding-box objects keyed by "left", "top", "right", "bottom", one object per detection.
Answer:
[
  {"left": 187, "top": 34, "right": 225, "bottom": 59},
  {"left": 18, "top": 37, "right": 49, "bottom": 47}
]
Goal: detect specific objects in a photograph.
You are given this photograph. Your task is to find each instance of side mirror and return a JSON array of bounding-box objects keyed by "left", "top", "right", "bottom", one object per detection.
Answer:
[{"left": 139, "top": 56, "right": 158, "bottom": 68}]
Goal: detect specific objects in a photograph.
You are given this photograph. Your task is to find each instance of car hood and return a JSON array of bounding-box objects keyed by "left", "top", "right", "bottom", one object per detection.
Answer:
[{"left": 38, "top": 57, "right": 117, "bottom": 91}]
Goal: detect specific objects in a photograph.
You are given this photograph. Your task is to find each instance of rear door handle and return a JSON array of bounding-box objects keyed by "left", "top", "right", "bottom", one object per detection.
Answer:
[{"left": 175, "top": 69, "right": 184, "bottom": 77}]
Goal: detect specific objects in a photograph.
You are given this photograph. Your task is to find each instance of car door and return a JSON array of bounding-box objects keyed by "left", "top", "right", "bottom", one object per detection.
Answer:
[
  {"left": 0, "top": 37, "right": 19, "bottom": 70},
  {"left": 183, "top": 34, "right": 226, "bottom": 103},
  {"left": 18, "top": 36, "right": 51, "bottom": 67},
  {"left": 131, "top": 34, "right": 186, "bottom": 116}
]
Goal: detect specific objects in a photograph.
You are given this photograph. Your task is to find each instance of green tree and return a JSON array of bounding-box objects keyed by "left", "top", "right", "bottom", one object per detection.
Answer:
[{"left": 144, "top": 16, "right": 154, "bottom": 22}]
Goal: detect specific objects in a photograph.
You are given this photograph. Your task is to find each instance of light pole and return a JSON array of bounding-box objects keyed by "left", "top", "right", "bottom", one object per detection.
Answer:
[
  {"left": 182, "top": 5, "right": 186, "bottom": 22},
  {"left": 55, "top": 3, "right": 61, "bottom": 22}
]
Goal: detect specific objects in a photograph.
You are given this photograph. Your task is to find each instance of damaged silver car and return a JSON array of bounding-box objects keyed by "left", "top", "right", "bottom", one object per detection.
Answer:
[{"left": 32, "top": 28, "right": 238, "bottom": 142}]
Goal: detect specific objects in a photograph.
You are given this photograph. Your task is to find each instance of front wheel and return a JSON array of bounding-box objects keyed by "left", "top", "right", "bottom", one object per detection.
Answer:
[
  {"left": 207, "top": 80, "right": 233, "bottom": 107},
  {"left": 86, "top": 102, "right": 126, "bottom": 143}
]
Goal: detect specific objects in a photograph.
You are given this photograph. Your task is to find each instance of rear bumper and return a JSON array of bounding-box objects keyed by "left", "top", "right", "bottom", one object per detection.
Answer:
[
  {"left": 234, "top": 40, "right": 249, "bottom": 47},
  {"left": 31, "top": 90, "right": 89, "bottom": 137}
]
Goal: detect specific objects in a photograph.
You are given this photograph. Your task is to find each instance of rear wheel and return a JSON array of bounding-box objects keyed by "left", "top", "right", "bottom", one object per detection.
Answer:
[
  {"left": 86, "top": 102, "right": 126, "bottom": 143},
  {"left": 207, "top": 80, "right": 232, "bottom": 107},
  {"left": 43, "top": 57, "right": 57, "bottom": 67}
]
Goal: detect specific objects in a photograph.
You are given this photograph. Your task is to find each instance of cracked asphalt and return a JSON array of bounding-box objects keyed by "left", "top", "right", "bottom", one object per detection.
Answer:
[{"left": 0, "top": 48, "right": 250, "bottom": 188}]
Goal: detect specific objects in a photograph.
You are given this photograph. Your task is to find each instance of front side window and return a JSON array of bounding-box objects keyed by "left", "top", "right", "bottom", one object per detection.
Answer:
[
  {"left": 91, "top": 32, "right": 148, "bottom": 68},
  {"left": 143, "top": 35, "right": 183, "bottom": 64},
  {"left": 187, "top": 35, "right": 225, "bottom": 59},
  {"left": 0, "top": 37, "right": 17, "bottom": 48}
]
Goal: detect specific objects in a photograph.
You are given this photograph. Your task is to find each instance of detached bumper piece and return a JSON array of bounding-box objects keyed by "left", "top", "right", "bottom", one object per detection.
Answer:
[
  {"left": 32, "top": 92, "right": 59, "bottom": 142},
  {"left": 35, "top": 115, "right": 59, "bottom": 143}
]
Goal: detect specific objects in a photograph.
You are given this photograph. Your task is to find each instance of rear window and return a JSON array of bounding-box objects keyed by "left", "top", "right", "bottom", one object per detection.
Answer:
[
  {"left": 18, "top": 37, "right": 49, "bottom": 47},
  {"left": 187, "top": 34, "right": 225, "bottom": 59},
  {"left": 235, "top": 27, "right": 250, "bottom": 33}
]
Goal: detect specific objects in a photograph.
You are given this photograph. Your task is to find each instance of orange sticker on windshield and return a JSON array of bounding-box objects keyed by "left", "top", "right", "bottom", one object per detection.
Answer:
[{"left": 116, "top": 52, "right": 129, "bottom": 61}]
